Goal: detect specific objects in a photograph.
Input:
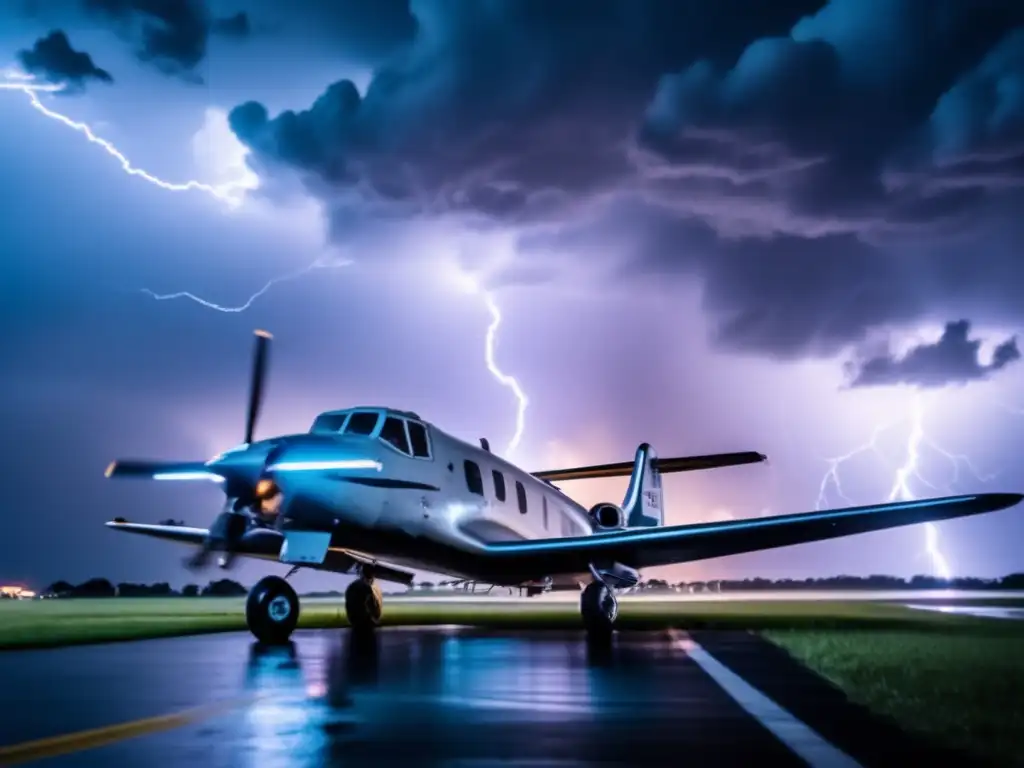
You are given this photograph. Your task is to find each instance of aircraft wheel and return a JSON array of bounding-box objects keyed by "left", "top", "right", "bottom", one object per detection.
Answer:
[
  {"left": 345, "top": 578, "right": 383, "bottom": 630},
  {"left": 581, "top": 580, "right": 617, "bottom": 637},
  {"left": 246, "top": 576, "right": 300, "bottom": 644}
]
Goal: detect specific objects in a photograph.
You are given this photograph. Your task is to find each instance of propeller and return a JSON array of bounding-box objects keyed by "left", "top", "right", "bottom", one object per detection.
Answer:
[{"left": 105, "top": 329, "right": 276, "bottom": 572}]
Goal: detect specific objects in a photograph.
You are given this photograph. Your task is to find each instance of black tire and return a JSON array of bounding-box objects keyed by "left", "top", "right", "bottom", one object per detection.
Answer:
[
  {"left": 581, "top": 581, "right": 617, "bottom": 637},
  {"left": 246, "top": 576, "right": 300, "bottom": 644},
  {"left": 345, "top": 579, "right": 383, "bottom": 630}
]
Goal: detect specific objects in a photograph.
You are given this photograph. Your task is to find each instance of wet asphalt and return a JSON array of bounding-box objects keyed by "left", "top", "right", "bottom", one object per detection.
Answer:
[{"left": 0, "top": 627, "right": 973, "bottom": 767}]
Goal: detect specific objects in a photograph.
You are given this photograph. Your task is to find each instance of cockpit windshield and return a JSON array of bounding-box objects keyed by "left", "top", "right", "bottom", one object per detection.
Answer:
[
  {"left": 309, "top": 409, "right": 380, "bottom": 436},
  {"left": 309, "top": 408, "right": 431, "bottom": 459}
]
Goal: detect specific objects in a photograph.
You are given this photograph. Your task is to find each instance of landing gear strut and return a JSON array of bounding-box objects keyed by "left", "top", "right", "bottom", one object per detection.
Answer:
[
  {"left": 580, "top": 579, "right": 618, "bottom": 637},
  {"left": 345, "top": 567, "right": 383, "bottom": 631},
  {"left": 246, "top": 575, "right": 300, "bottom": 644}
]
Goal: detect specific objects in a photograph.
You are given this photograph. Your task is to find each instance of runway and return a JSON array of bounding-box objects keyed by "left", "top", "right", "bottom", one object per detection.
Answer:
[{"left": 0, "top": 628, "right": 971, "bottom": 767}]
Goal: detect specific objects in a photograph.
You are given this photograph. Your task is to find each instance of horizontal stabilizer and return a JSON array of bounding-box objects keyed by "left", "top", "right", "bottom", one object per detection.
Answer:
[
  {"left": 534, "top": 451, "right": 767, "bottom": 483},
  {"left": 105, "top": 460, "right": 220, "bottom": 480}
]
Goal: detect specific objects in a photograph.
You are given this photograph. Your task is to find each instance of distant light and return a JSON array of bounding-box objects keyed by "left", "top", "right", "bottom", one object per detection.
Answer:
[
  {"left": 268, "top": 459, "right": 382, "bottom": 472},
  {"left": 153, "top": 472, "right": 225, "bottom": 481}
]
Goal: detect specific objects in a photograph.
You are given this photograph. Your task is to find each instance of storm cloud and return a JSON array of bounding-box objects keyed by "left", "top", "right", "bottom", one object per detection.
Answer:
[
  {"left": 17, "top": 30, "right": 112, "bottom": 88},
  {"left": 846, "top": 319, "right": 1021, "bottom": 388},
  {"left": 228, "top": 0, "right": 1024, "bottom": 362},
  {"left": 82, "top": 0, "right": 250, "bottom": 78}
]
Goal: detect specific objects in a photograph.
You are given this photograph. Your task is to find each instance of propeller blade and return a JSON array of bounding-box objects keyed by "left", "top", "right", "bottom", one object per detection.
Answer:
[
  {"left": 185, "top": 511, "right": 249, "bottom": 572},
  {"left": 105, "top": 460, "right": 220, "bottom": 480},
  {"left": 245, "top": 329, "right": 272, "bottom": 445}
]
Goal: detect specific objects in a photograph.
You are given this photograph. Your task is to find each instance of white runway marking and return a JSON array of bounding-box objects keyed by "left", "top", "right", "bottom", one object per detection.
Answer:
[{"left": 669, "top": 629, "right": 863, "bottom": 768}]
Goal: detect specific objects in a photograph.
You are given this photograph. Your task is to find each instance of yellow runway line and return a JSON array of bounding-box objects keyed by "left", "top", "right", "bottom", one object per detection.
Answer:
[{"left": 0, "top": 695, "right": 255, "bottom": 766}]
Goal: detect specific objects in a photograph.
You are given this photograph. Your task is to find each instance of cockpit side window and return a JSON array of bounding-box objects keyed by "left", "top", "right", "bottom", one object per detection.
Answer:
[
  {"left": 380, "top": 416, "right": 411, "bottom": 455},
  {"left": 310, "top": 413, "right": 347, "bottom": 433},
  {"left": 407, "top": 421, "right": 431, "bottom": 458},
  {"left": 345, "top": 411, "right": 380, "bottom": 436}
]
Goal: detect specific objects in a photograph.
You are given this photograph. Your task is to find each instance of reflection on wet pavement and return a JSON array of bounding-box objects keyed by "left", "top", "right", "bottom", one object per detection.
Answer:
[{"left": 1, "top": 628, "right": 803, "bottom": 767}]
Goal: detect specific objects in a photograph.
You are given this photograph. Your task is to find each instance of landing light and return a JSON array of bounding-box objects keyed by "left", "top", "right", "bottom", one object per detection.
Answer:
[
  {"left": 268, "top": 459, "right": 382, "bottom": 472},
  {"left": 153, "top": 471, "right": 225, "bottom": 481}
]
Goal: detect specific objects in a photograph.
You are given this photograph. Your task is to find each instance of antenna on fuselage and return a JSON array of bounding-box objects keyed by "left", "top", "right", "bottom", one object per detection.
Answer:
[{"left": 480, "top": 438, "right": 491, "bottom": 452}]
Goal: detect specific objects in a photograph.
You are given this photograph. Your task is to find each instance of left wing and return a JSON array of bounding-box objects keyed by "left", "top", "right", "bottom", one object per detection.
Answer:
[
  {"left": 105, "top": 520, "right": 416, "bottom": 586},
  {"left": 483, "top": 493, "right": 1022, "bottom": 573}
]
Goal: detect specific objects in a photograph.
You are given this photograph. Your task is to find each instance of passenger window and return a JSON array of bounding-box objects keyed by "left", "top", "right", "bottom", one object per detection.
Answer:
[
  {"left": 380, "top": 417, "right": 411, "bottom": 455},
  {"left": 515, "top": 481, "right": 527, "bottom": 515},
  {"left": 464, "top": 460, "right": 483, "bottom": 496},
  {"left": 542, "top": 496, "right": 549, "bottom": 530},
  {"left": 407, "top": 421, "right": 431, "bottom": 458},
  {"left": 345, "top": 411, "right": 379, "bottom": 435},
  {"left": 492, "top": 470, "right": 506, "bottom": 502}
]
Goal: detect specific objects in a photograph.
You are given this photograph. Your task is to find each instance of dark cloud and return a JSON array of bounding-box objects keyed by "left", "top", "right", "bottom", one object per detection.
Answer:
[
  {"left": 227, "top": 0, "right": 1024, "bottom": 362},
  {"left": 846, "top": 319, "right": 1021, "bottom": 388},
  {"left": 16, "top": 30, "right": 113, "bottom": 89},
  {"left": 212, "top": 11, "right": 250, "bottom": 38},
  {"left": 81, "top": 0, "right": 223, "bottom": 78}
]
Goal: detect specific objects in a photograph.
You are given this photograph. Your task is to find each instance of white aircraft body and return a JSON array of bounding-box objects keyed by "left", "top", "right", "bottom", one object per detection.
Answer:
[{"left": 104, "top": 331, "right": 1023, "bottom": 642}]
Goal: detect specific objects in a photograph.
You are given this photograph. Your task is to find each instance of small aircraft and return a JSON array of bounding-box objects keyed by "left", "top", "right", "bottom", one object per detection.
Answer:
[{"left": 104, "top": 330, "right": 1022, "bottom": 643}]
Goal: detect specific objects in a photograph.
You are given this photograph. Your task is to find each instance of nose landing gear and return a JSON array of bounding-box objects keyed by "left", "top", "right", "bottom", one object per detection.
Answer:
[{"left": 246, "top": 575, "right": 300, "bottom": 644}]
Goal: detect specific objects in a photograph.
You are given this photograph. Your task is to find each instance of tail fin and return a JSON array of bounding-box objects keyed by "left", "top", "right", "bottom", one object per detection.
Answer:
[{"left": 622, "top": 443, "right": 663, "bottom": 528}]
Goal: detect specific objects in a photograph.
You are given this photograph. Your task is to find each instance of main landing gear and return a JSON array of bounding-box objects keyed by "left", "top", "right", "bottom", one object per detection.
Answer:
[
  {"left": 345, "top": 567, "right": 383, "bottom": 631},
  {"left": 580, "top": 579, "right": 618, "bottom": 638}
]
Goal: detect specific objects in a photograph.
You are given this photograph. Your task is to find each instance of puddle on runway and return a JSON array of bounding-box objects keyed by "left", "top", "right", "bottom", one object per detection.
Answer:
[{"left": 905, "top": 604, "right": 1024, "bottom": 620}]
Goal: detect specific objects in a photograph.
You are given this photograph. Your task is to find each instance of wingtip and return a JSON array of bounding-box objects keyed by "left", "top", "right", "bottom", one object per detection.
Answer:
[
  {"left": 255, "top": 329, "right": 273, "bottom": 339},
  {"left": 104, "top": 461, "right": 117, "bottom": 478},
  {"left": 987, "top": 492, "right": 1024, "bottom": 510}
]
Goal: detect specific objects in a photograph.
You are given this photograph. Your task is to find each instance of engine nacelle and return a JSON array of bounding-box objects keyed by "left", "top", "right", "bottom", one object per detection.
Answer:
[{"left": 589, "top": 503, "right": 626, "bottom": 531}]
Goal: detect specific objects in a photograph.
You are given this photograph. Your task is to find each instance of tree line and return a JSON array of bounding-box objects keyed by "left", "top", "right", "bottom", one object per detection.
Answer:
[{"left": 21, "top": 572, "right": 1024, "bottom": 598}]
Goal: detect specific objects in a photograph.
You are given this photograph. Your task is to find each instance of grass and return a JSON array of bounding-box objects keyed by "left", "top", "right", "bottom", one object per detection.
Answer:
[
  {"left": 764, "top": 627, "right": 1024, "bottom": 766},
  {"left": 0, "top": 595, "right": 1018, "bottom": 650}
]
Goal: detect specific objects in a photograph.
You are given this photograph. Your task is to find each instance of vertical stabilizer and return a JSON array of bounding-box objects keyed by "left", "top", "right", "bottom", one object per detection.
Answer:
[{"left": 621, "top": 443, "right": 663, "bottom": 528}]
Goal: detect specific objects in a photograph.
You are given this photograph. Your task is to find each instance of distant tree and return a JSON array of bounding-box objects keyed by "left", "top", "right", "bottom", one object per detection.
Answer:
[
  {"left": 157, "top": 519, "right": 185, "bottom": 526},
  {"left": 1001, "top": 573, "right": 1024, "bottom": 589},
  {"left": 202, "top": 579, "right": 247, "bottom": 597},
  {"left": 181, "top": 584, "right": 200, "bottom": 597},
  {"left": 419, "top": 581, "right": 435, "bottom": 589},
  {"left": 45, "top": 581, "right": 74, "bottom": 596},
  {"left": 73, "top": 578, "right": 115, "bottom": 597}
]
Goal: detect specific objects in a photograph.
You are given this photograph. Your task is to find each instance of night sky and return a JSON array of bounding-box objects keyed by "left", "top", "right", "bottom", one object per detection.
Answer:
[{"left": 3, "top": 0, "right": 1024, "bottom": 592}]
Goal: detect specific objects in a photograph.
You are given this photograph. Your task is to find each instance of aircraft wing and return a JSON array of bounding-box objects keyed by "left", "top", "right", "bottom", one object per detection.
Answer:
[
  {"left": 533, "top": 451, "right": 767, "bottom": 483},
  {"left": 483, "top": 493, "right": 1023, "bottom": 573},
  {"left": 104, "top": 520, "right": 416, "bottom": 586}
]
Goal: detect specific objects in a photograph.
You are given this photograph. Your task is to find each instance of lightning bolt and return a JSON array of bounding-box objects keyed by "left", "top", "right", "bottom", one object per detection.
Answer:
[
  {"left": 1, "top": 69, "right": 256, "bottom": 206},
  {"left": 482, "top": 291, "right": 528, "bottom": 457},
  {"left": 816, "top": 392, "right": 996, "bottom": 579},
  {"left": 5, "top": 67, "right": 529, "bottom": 460},
  {"left": 140, "top": 256, "right": 352, "bottom": 312}
]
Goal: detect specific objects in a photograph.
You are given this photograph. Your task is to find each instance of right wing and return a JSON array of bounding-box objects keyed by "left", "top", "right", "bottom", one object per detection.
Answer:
[
  {"left": 105, "top": 520, "right": 415, "bottom": 585},
  {"left": 482, "top": 493, "right": 1022, "bottom": 573},
  {"left": 533, "top": 451, "right": 767, "bottom": 483}
]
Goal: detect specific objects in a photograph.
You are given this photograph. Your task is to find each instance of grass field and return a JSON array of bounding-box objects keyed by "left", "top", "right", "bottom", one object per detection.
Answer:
[
  {"left": 766, "top": 628, "right": 1024, "bottom": 766},
  {"left": 2, "top": 596, "right": 1021, "bottom": 764},
  {"left": 1, "top": 595, "right": 1020, "bottom": 650}
]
